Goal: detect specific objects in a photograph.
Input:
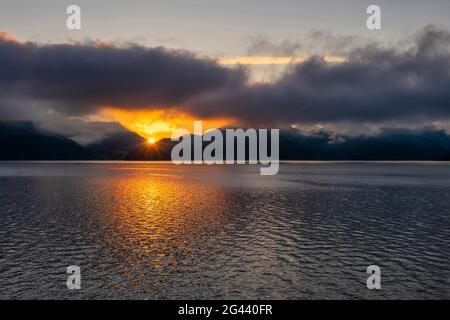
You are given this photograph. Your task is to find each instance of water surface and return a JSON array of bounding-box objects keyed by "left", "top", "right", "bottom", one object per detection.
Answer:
[{"left": 0, "top": 162, "right": 449, "bottom": 299}]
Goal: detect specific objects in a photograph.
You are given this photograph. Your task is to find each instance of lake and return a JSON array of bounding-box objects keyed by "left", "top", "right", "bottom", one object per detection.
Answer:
[{"left": 0, "top": 162, "right": 449, "bottom": 299}]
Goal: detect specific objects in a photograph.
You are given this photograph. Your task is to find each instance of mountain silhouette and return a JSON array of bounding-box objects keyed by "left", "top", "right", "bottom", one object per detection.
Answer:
[
  {"left": 2, "top": 122, "right": 450, "bottom": 161},
  {"left": 124, "top": 129, "right": 450, "bottom": 161},
  {"left": 0, "top": 121, "right": 93, "bottom": 160},
  {"left": 88, "top": 130, "right": 147, "bottom": 159}
]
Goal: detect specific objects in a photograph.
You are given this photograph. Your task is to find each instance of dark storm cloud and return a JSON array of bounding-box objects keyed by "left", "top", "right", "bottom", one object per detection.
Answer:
[
  {"left": 1, "top": 26, "right": 450, "bottom": 128},
  {"left": 186, "top": 25, "right": 450, "bottom": 126},
  {"left": 0, "top": 34, "right": 247, "bottom": 114}
]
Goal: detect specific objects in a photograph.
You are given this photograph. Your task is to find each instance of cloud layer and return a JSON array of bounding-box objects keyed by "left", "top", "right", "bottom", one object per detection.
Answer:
[
  {"left": 0, "top": 33, "right": 246, "bottom": 115},
  {"left": 187, "top": 25, "right": 450, "bottom": 127},
  {"left": 1, "top": 26, "right": 450, "bottom": 135}
]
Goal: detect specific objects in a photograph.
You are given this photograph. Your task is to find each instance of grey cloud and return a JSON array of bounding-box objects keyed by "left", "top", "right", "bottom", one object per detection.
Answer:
[
  {"left": 245, "top": 34, "right": 303, "bottom": 56},
  {"left": 186, "top": 25, "right": 450, "bottom": 127},
  {"left": 37, "top": 118, "right": 128, "bottom": 145},
  {"left": 245, "top": 30, "right": 361, "bottom": 57},
  {"left": 1, "top": 26, "right": 450, "bottom": 133},
  {"left": 0, "top": 36, "right": 247, "bottom": 115}
]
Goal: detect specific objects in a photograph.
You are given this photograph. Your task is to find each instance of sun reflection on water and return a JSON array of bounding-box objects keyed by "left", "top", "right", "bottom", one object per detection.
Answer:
[{"left": 87, "top": 167, "right": 233, "bottom": 280}]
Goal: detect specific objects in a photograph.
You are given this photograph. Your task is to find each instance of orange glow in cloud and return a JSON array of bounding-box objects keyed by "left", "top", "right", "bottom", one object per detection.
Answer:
[
  {"left": 0, "top": 32, "right": 18, "bottom": 42},
  {"left": 103, "top": 108, "right": 235, "bottom": 141}
]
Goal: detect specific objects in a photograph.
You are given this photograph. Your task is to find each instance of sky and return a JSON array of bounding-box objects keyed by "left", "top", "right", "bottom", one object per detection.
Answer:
[
  {"left": 2, "top": 0, "right": 450, "bottom": 54},
  {"left": 1, "top": 0, "right": 450, "bottom": 143}
]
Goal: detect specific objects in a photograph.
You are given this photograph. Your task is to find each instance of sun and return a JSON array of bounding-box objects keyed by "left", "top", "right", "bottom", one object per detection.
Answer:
[{"left": 148, "top": 138, "right": 156, "bottom": 144}]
